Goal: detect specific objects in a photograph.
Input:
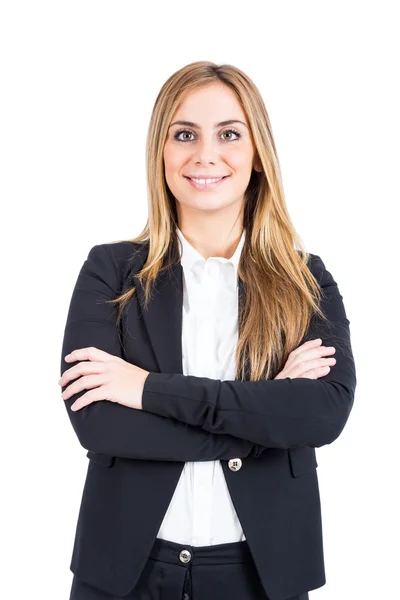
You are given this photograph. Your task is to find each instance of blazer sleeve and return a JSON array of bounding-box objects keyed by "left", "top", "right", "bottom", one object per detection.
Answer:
[
  {"left": 142, "top": 255, "right": 357, "bottom": 449},
  {"left": 60, "top": 243, "right": 264, "bottom": 461}
]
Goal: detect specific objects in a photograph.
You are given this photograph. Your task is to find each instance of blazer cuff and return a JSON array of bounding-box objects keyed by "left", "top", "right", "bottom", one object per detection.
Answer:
[{"left": 142, "top": 371, "right": 219, "bottom": 422}]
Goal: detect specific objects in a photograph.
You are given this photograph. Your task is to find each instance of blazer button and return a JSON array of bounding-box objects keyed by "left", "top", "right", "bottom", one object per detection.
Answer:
[
  {"left": 228, "top": 458, "right": 242, "bottom": 471},
  {"left": 179, "top": 549, "right": 192, "bottom": 563}
]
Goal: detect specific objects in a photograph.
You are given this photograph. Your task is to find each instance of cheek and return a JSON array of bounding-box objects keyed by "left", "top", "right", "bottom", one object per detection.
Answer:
[
  {"left": 223, "top": 145, "right": 254, "bottom": 168},
  {"left": 163, "top": 153, "right": 186, "bottom": 193},
  {"left": 164, "top": 143, "right": 188, "bottom": 173}
]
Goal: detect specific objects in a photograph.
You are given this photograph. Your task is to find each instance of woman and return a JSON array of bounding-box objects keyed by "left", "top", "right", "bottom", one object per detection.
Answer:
[{"left": 60, "top": 61, "right": 356, "bottom": 600}]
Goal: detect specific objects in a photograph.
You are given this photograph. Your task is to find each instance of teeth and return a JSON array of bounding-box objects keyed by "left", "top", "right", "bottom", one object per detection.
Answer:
[{"left": 190, "top": 177, "right": 223, "bottom": 184}]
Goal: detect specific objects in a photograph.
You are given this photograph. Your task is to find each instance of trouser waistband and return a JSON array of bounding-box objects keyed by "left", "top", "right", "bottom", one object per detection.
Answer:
[{"left": 149, "top": 537, "right": 253, "bottom": 566}]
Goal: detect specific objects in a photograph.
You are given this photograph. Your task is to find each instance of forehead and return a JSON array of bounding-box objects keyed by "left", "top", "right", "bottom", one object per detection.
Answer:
[{"left": 172, "top": 83, "right": 247, "bottom": 124}]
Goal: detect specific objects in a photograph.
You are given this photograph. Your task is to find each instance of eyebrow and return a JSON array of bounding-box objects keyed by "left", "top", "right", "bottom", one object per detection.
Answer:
[{"left": 169, "top": 119, "right": 248, "bottom": 130}]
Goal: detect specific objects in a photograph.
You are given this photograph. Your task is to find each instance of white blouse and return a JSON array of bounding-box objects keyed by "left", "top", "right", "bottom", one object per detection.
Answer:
[{"left": 156, "top": 227, "right": 247, "bottom": 546}]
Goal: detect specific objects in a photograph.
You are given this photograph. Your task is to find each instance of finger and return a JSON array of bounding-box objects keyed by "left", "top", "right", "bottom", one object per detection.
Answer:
[
  {"left": 289, "top": 345, "right": 336, "bottom": 369},
  {"left": 70, "top": 387, "right": 106, "bottom": 411},
  {"left": 59, "top": 361, "right": 105, "bottom": 387},
  {"left": 288, "top": 356, "right": 336, "bottom": 378},
  {"left": 62, "top": 374, "right": 105, "bottom": 400},
  {"left": 290, "top": 339, "right": 322, "bottom": 358},
  {"left": 297, "top": 365, "right": 331, "bottom": 379},
  {"left": 64, "top": 347, "right": 119, "bottom": 364}
]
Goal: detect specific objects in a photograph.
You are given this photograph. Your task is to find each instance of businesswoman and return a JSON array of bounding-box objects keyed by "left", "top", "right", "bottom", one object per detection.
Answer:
[{"left": 60, "top": 61, "right": 356, "bottom": 600}]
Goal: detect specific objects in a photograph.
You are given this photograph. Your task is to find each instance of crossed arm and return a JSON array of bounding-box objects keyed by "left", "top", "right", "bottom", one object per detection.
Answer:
[
  {"left": 60, "top": 243, "right": 264, "bottom": 461},
  {"left": 142, "top": 255, "right": 357, "bottom": 449},
  {"left": 61, "top": 243, "right": 356, "bottom": 461}
]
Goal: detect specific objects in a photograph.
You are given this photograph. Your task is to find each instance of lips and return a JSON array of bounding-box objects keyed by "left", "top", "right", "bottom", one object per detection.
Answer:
[
  {"left": 184, "top": 175, "right": 230, "bottom": 191},
  {"left": 184, "top": 176, "right": 229, "bottom": 181}
]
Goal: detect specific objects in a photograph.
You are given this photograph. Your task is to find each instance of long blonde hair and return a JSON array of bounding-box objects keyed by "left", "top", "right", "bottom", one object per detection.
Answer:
[{"left": 108, "top": 60, "right": 328, "bottom": 381}]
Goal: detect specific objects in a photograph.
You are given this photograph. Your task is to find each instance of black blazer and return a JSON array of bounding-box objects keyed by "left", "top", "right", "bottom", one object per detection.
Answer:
[{"left": 60, "top": 240, "right": 356, "bottom": 600}]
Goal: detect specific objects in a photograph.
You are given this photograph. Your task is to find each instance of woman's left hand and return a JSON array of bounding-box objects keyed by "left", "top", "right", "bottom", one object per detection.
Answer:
[{"left": 58, "top": 347, "right": 150, "bottom": 411}]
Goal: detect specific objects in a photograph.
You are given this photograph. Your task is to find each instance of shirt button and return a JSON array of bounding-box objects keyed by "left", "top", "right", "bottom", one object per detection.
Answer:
[
  {"left": 179, "top": 549, "right": 192, "bottom": 563},
  {"left": 228, "top": 458, "right": 242, "bottom": 471}
]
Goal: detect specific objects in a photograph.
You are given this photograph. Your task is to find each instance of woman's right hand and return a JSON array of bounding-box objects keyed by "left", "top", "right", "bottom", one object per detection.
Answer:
[{"left": 274, "top": 338, "right": 336, "bottom": 380}]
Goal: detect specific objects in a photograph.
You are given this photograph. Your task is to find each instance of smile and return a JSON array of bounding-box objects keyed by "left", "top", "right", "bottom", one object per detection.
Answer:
[{"left": 184, "top": 176, "right": 230, "bottom": 190}]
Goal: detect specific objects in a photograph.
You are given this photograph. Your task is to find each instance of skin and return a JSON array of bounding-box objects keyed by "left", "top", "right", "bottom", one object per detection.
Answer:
[
  {"left": 58, "top": 84, "right": 335, "bottom": 411},
  {"left": 163, "top": 81, "right": 262, "bottom": 259},
  {"left": 59, "top": 348, "right": 148, "bottom": 411}
]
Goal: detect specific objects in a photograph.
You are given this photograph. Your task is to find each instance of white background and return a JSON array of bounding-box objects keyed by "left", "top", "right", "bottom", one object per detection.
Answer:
[{"left": 1, "top": 1, "right": 398, "bottom": 598}]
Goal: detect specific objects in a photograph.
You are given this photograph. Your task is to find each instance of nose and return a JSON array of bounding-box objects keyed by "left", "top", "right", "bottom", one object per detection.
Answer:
[{"left": 192, "top": 136, "right": 220, "bottom": 164}]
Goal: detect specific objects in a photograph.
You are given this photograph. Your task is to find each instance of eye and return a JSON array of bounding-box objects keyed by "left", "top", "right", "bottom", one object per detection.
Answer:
[
  {"left": 174, "top": 130, "right": 194, "bottom": 142},
  {"left": 221, "top": 128, "right": 241, "bottom": 141},
  {"left": 173, "top": 128, "right": 242, "bottom": 143}
]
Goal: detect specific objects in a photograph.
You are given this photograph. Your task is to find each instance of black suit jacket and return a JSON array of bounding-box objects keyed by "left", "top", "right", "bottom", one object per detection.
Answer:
[{"left": 60, "top": 240, "right": 356, "bottom": 600}]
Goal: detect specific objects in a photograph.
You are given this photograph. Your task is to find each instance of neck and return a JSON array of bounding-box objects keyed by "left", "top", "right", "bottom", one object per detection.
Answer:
[{"left": 177, "top": 206, "right": 244, "bottom": 260}]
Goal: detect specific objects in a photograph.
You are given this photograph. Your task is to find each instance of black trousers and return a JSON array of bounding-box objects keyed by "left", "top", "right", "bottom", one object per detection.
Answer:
[{"left": 69, "top": 537, "right": 310, "bottom": 600}]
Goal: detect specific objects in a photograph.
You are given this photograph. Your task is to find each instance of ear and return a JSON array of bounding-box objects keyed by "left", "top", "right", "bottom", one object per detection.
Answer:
[{"left": 253, "top": 154, "right": 263, "bottom": 173}]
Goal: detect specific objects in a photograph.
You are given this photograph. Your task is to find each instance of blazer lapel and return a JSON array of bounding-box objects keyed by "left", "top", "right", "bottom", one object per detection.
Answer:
[
  {"left": 131, "top": 242, "right": 247, "bottom": 379},
  {"left": 133, "top": 249, "right": 184, "bottom": 376}
]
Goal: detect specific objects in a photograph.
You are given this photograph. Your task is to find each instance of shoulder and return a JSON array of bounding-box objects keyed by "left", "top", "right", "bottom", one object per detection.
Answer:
[
  {"left": 305, "top": 252, "right": 336, "bottom": 288},
  {"left": 296, "top": 250, "right": 334, "bottom": 286},
  {"left": 306, "top": 252, "right": 324, "bottom": 274},
  {"left": 86, "top": 240, "right": 149, "bottom": 293}
]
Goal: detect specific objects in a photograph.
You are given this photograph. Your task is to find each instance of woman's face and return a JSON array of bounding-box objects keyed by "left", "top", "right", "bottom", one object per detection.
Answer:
[{"left": 163, "top": 82, "right": 260, "bottom": 216}]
